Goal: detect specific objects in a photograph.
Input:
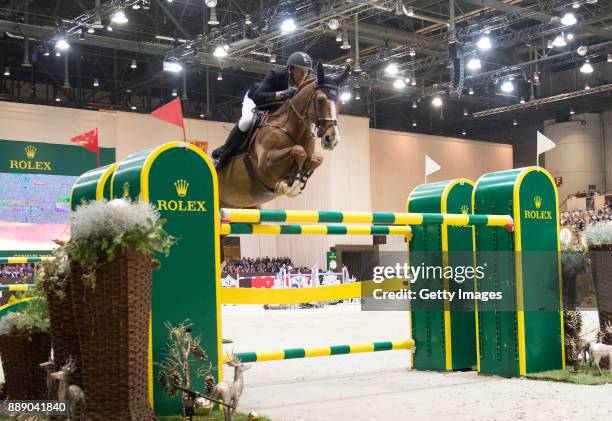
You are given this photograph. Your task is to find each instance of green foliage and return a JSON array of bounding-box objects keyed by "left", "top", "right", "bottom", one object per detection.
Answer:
[
  {"left": 64, "top": 199, "right": 176, "bottom": 287},
  {"left": 158, "top": 320, "right": 212, "bottom": 398},
  {"left": 0, "top": 277, "right": 49, "bottom": 336},
  {"left": 527, "top": 367, "right": 612, "bottom": 385},
  {"left": 560, "top": 245, "right": 590, "bottom": 279},
  {"left": 157, "top": 412, "right": 271, "bottom": 421}
]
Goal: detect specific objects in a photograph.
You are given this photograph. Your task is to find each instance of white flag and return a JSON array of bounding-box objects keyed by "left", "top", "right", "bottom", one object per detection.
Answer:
[
  {"left": 425, "top": 155, "right": 441, "bottom": 177},
  {"left": 537, "top": 131, "right": 556, "bottom": 155}
]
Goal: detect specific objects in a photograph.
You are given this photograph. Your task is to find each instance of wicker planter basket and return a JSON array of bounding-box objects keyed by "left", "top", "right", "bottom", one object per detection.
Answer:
[
  {"left": 589, "top": 243, "right": 612, "bottom": 356},
  {"left": 0, "top": 331, "right": 51, "bottom": 399},
  {"left": 43, "top": 278, "right": 83, "bottom": 387},
  {"left": 71, "top": 249, "right": 154, "bottom": 421}
]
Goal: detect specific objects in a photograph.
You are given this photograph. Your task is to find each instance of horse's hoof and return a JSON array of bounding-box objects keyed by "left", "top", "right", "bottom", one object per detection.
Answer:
[{"left": 287, "top": 180, "right": 303, "bottom": 197}]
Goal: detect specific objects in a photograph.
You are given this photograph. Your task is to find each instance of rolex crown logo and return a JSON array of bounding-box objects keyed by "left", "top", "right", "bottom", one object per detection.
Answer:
[
  {"left": 174, "top": 179, "right": 189, "bottom": 197},
  {"left": 534, "top": 195, "right": 542, "bottom": 209},
  {"left": 123, "top": 182, "right": 130, "bottom": 198},
  {"left": 460, "top": 205, "right": 469, "bottom": 214},
  {"left": 25, "top": 145, "right": 37, "bottom": 159}
]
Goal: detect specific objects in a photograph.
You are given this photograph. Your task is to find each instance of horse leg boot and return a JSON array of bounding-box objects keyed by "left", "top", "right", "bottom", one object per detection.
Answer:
[
  {"left": 299, "top": 152, "right": 323, "bottom": 192},
  {"left": 216, "top": 124, "right": 248, "bottom": 168}
]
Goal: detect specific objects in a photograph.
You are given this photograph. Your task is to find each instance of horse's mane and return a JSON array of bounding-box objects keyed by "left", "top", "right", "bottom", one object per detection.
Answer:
[{"left": 269, "top": 77, "right": 317, "bottom": 117}]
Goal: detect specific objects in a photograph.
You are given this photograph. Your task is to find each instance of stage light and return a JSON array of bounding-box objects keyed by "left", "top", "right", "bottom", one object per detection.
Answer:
[
  {"left": 355, "top": 91, "right": 361, "bottom": 100},
  {"left": 280, "top": 18, "right": 296, "bottom": 34},
  {"left": 412, "top": 120, "right": 417, "bottom": 127},
  {"left": 409, "top": 47, "right": 416, "bottom": 57},
  {"left": 513, "top": 118, "right": 518, "bottom": 126},
  {"left": 163, "top": 60, "right": 183, "bottom": 72},
  {"left": 328, "top": 18, "right": 340, "bottom": 30},
  {"left": 93, "top": 78, "right": 99, "bottom": 87},
  {"left": 130, "top": 59, "right": 137, "bottom": 69},
  {"left": 431, "top": 96, "right": 443, "bottom": 107},
  {"left": 172, "top": 88, "right": 178, "bottom": 97},
  {"left": 570, "top": 107, "right": 575, "bottom": 115},
  {"left": 217, "top": 71, "right": 223, "bottom": 81},
  {"left": 205, "top": 0, "right": 217, "bottom": 6},
  {"left": 463, "top": 108, "right": 468, "bottom": 116},
  {"left": 208, "top": 7, "right": 219, "bottom": 25},
  {"left": 3, "top": 67, "right": 9, "bottom": 76},
  {"left": 468, "top": 87, "right": 474, "bottom": 95},
  {"left": 393, "top": 79, "right": 406, "bottom": 89},
  {"left": 476, "top": 35, "right": 492, "bottom": 51},
  {"left": 572, "top": 2, "right": 580, "bottom": 8},
  {"left": 87, "top": 26, "right": 95, "bottom": 34},
  {"left": 561, "top": 12, "right": 577, "bottom": 26},
  {"left": 566, "top": 33, "right": 574, "bottom": 41},
  {"left": 213, "top": 46, "right": 228, "bottom": 58},
  {"left": 585, "top": 82, "right": 591, "bottom": 90},
  {"left": 608, "top": 53, "right": 612, "bottom": 63},
  {"left": 111, "top": 8, "right": 128, "bottom": 24},
  {"left": 552, "top": 34, "right": 567, "bottom": 48},
  {"left": 580, "top": 59, "right": 594, "bottom": 74},
  {"left": 245, "top": 15, "right": 252, "bottom": 25},
  {"left": 270, "top": 54, "right": 276, "bottom": 63},
  {"left": 462, "top": 129, "right": 466, "bottom": 136},
  {"left": 467, "top": 57, "right": 481, "bottom": 71},
  {"left": 385, "top": 63, "right": 399, "bottom": 75},
  {"left": 130, "top": 105, "right": 137, "bottom": 110},
  {"left": 520, "top": 96, "right": 525, "bottom": 104},
  {"left": 340, "top": 90, "right": 352, "bottom": 103},
  {"left": 501, "top": 80, "right": 514, "bottom": 93},
  {"left": 55, "top": 37, "right": 70, "bottom": 50},
  {"left": 412, "top": 100, "right": 417, "bottom": 109}
]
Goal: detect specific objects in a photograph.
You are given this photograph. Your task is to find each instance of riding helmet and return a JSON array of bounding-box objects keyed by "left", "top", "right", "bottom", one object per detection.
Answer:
[{"left": 286, "top": 52, "right": 313, "bottom": 71}]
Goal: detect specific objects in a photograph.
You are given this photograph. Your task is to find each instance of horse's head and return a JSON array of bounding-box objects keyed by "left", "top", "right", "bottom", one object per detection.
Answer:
[{"left": 314, "top": 62, "right": 350, "bottom": 150}]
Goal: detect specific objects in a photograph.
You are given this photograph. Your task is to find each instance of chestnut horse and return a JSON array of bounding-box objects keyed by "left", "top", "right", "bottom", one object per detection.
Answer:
[{"left": 218, "top": 63, "right": 350, "bottom": 209}]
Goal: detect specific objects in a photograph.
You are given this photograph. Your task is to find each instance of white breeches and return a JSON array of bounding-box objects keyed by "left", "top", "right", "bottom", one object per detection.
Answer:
[{"left": 238, "top": 93, "right": 256, "bottom": 133}]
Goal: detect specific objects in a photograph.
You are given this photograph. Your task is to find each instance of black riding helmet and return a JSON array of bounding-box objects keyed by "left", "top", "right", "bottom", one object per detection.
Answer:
[{"left": 286, "top": 52, "right": 313, "bottom": 71}]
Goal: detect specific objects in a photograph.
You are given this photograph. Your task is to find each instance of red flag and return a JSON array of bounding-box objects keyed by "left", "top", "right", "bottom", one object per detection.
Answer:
[
  {"left": 151, "top": 97, "right": 184, "bottom": 128},
  {"left": 71, "top": 128, "right": 100, "bottom": 167}
]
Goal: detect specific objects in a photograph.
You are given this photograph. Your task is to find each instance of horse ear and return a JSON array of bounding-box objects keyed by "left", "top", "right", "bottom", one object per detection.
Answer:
[
  {"left": 334, "top": 65, "right": 351, "bottom": 86},
  {"left": 317, "top": 62, "right": 325, "bottom": 84}
]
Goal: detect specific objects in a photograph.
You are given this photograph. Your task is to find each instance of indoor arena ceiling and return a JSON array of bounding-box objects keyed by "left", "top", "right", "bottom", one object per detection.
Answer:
[{"left": 1, "top": 0, "right": 612, "bottom": 141}]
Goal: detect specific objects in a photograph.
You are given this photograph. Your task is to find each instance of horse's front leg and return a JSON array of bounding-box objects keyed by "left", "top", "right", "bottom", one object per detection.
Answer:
[
  {"left": 262, "top": 145, "right": 307, "bottom": 196},
  {"left": 300, "top": 151, "right": 323, "bottom": 191}
]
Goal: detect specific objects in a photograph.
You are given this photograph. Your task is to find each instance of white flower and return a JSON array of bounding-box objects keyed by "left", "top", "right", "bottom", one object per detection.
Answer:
[{"left": 71, "top": 199, "right": 160, "bottom": 241}]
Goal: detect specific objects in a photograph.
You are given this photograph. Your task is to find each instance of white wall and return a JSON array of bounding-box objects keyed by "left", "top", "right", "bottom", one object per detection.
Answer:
[{"left": 544, "top": 113, "right": 606, "bottom": 200}]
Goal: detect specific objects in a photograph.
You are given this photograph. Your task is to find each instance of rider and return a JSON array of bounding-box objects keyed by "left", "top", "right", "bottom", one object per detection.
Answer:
[{"left": 212, "top": 51, "right": 314, "bottom": 168}]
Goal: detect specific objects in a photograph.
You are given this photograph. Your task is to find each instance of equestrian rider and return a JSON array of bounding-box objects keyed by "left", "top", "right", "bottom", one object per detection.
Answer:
[{"left": 212, "top": 51, "right": 314, "bottom": 168}]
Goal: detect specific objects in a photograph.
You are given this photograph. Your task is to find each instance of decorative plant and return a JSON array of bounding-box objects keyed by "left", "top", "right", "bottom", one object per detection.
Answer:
[
  {"left": 157, "top": 320, "right": 215, "bottom": 415},
  {"left": 584, "top": 221, "right": 612, "bottom": 247},
  {"left": 561, "top": 244, "right": 590, "bottom": 310},
  {"left": 40, "top": 242, "right": 70, "bottom": 300},
  {"left": 64, "top": 199, "right": 175, "bottom": 286},
  {"left": 564, "top": 311, "right": 585, "bottom": 371},
  {"left": 0, "top": 279, "right": 49, "bottom": 337}
]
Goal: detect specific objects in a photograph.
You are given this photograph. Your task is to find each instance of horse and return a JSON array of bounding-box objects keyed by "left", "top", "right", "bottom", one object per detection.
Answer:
[{"left": 217, "top": 62, "right": 350, "bottom": 209}]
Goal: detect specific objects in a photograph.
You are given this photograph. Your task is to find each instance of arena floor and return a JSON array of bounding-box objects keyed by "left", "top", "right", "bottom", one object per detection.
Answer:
[{"left": 222, "top": 305, "right": 612, "bottom": 421}]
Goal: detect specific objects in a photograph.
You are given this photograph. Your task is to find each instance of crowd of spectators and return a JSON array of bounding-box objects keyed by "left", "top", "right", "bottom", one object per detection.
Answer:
[
  {"left": 560, "top": 203, "right": 612, "bottom": 233},
  {"left": 0, "top": 263, "right": 37, "bottom": 280},
  {"left": 222, "top": 257, "right": 294, "bottom": 276}
]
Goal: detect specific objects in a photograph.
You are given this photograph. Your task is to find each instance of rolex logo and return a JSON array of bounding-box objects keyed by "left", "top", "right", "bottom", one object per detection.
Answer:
[
  {"left": 174, "top": 179, "right": 189, "bottom": 197},
  {"left": 123, "top": 182, "right": 130, "bottom": 198},
  {"left": 534, "top": 196, "right": 542, "bottom": 209},
  {"left": 460, "top": 205, "right": 469, "bottom": 214},
  {"left": 25, "top": 145, "right": 37, "bottom": 159}
]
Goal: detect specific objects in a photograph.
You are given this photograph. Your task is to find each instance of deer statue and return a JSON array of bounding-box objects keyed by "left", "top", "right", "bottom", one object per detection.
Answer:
[
  {"left": 50, "top": 358, "right": 85, "bottom": 420},
  {"left": 209, "top": 352, "right": 251, "bottom": 421},
  {"left": 39, "top": 353, "right": 56, "bottom": 400}
]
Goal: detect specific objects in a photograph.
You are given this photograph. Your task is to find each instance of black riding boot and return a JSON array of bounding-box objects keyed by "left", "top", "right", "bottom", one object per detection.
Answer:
[{"left": 216, "top": 124, "right": 248, "bottom": 168}]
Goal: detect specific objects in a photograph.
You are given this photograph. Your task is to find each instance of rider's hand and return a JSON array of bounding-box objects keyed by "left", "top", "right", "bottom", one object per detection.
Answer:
[{"left": 281, "top": 86, "right": 298, "bottom": 99}]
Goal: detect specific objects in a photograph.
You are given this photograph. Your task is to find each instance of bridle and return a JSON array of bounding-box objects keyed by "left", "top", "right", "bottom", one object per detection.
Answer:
[{"left": 285, "top": 83, "right": 339, "bottom": 140}]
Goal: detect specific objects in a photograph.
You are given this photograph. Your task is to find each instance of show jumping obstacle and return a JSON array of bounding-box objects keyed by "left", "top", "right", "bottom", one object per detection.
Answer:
[{"left": 70, "top": 141, "right": 564, "bottom": 415}]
